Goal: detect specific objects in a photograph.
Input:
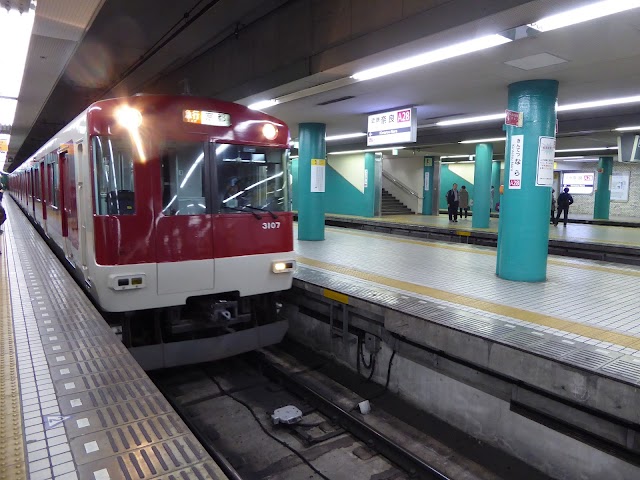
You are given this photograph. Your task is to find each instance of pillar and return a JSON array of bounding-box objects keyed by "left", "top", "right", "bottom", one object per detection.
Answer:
[
  {"left": 422, "top": 156, "right": 435, "bottom": 215},
  {"left": 297, "top": 123, "right": 326, "bottom": 240},
  {"left": 593, "top": 156, "right": 613, "bottom": 220},
  {"left": 496, "top": 80, "right": 558, "bottom": 282},
  {"left": 491, "top": 160, "right": 501, "bottom": 210},
  {"left": 472, "top": 144, "right": 492, "bottom": 228}
]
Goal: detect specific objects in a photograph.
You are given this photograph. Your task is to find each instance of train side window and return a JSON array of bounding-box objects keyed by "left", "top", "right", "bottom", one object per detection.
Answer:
[
  {"left": 92, "top": 136, "right": 136, "bottom": 215},
  {"left": 160, "top": 142, "right": 207, "bottom": 215}
]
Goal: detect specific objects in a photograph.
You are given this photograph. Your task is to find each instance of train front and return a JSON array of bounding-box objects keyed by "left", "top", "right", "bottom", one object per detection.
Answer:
[{"left": 87, "top": 96, "right": 296, "bottom": 365}]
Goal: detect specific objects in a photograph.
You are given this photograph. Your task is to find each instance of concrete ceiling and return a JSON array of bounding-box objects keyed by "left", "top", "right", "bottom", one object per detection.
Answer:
[{"left": 8, "top": 0, "right": 640, "bottom": 170}]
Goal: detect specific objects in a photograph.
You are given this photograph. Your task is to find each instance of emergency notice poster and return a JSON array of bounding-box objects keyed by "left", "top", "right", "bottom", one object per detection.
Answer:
[
  {"left": 310, "top": 159, "right": 326, "bottom": 192},
  {"left": 508, "top": 135, "right": 524, "bottom": 189},
  {"left": 535, "top": 136, "right": 555, "bottom": 187}
]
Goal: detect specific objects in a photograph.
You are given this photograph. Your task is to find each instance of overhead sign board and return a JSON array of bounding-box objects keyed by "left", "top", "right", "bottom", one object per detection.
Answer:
[
  {"left": 505, "top": 109, "right": 523, "bottom": 127},
  {"left": 367, "top": 107, "right": 417, "bottom": 146},
  {"left": 562, "top": 172, "right": 594, "bottom": 194}
]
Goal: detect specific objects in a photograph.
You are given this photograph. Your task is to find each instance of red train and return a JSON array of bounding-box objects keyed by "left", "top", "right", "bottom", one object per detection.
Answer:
[{"left": 9, "top": 94, "right": 296, "bottom": 368}]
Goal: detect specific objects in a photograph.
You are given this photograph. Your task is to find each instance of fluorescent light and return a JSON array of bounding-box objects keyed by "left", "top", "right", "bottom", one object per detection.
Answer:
[
  {"left": 0, "top": 8, "right": 35, "bottom": 98},
  {"left": 325, "top": 132, "right": 367, "bottom": 141},
  {"left": 528, "top": 1, "right": 640, "bottom": 32},
  {"left": 615, "top": 126, "right": 640, "bottom": 131},
  {"left": 554, "top": 156, "right": 585, "bottom": 160},
  {"left": 0, "top": 98, "right": 17, "bottom": 125},
  {"left": 558, "top": 94, "right": 640, "bottom": 112},
  {"left": 248, "top": 99, "right": 279, "bottom": 110},
  {"left": 328, "top": 146, "right": 406, "bottom": 155},
  {"left": 437, "top": 113, "right": 504, "bottom": 126},
  {"left": 459, "top": 137, "right": 505, "bottom": 144},
  {"left": 555, "top": 147, "right": 616, "bottom": 152},
  {"left": 441, "top": 155, "right": 475, "bottom": 159},
  {"left": 351, "top": 34, "right": 511, "bottom": 81}
]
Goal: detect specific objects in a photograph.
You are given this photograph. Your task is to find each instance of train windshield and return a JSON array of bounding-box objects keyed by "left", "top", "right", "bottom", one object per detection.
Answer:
[{"left": 216, "top": 144, "right": 288, "bottom": 213}]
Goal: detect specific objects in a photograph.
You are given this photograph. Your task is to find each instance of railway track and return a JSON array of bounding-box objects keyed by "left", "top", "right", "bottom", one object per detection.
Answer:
[{"left": 150, "top": 343, "right": 549, "bottom": 480}]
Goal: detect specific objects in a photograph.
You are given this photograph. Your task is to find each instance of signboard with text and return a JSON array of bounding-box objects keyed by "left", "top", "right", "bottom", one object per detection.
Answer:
[
  {"left": 508, "top": 135, "right": 524, "bottom": 189},
  {"left": 562, "top": 172, "right": 594, "bottom": 194},
  {"left": 505, "top": 109, "right": 523, "bottom": 127},
  {"left": 535, "top": 136, "right": 555, "bottom": 186},
  {"left": 367, "top": 107, "right": 417, "bottom": 146}
]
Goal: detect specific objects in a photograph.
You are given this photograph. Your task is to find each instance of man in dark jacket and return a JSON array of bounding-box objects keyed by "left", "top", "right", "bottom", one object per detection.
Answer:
[
  {"left": 446, "top": 183, "right": 459, "bottom": 222},
  {"left": 554, "top": 187, "right": 574, "bottom": 226}
]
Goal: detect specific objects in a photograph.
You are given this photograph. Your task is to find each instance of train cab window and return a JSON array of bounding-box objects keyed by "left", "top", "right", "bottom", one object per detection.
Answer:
[
  {"left": 160, "top": 142, "right": 207, "bottom": 215},
  {"left": 215, "top": 144, "right": 288, "bottom": 213},
  {"left": 92, "top": 136, "right": 136, "bottom": 215}
]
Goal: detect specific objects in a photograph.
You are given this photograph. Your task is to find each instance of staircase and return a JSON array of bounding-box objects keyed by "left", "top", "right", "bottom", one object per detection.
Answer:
[{"left": 381, "top": 189, "right": 414, "bottom": 215}]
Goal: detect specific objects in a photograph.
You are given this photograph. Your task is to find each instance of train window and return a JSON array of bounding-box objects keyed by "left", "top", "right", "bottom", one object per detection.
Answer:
[
  {"left": 92, "top": 136, "right": 136, "bottom": 215},
  {"left": 160, "top": 142, "right": 207, "bottom": 215},
  {"left": 216, "top": 144, "right": 288, "bottom": 214}
]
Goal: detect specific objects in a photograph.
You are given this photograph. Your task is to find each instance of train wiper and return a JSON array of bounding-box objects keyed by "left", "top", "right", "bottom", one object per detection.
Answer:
[
  {"left": 221, "top": 204, "right": 262, "bottom": 219},
  {"left": 242, "top": 205, "right": 278, "bottom": 219}
]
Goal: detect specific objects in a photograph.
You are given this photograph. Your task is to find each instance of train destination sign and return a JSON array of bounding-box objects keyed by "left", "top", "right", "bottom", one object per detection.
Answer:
[
  {"left": 183, "top": 109, "right": 231, "bottom": 127},
  {"left": 367, "top": 107, "right": 417, "bottom": 146}
]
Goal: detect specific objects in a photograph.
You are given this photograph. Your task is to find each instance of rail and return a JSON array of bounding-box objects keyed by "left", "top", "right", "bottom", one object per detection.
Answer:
[{"left": 382, "top": 170, "right": 422, "bottom": 199}]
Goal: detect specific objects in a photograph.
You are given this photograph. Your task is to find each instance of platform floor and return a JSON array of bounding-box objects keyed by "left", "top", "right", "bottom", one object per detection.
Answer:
[
  {"left": 0, "top": 199, "right": 227, "bottom": 480},
  {"left": 294, "top": 226, "right": 640, "bottom": 384},
  {"left": 328, "top": 213, "right": 640, "bottom": 248}
]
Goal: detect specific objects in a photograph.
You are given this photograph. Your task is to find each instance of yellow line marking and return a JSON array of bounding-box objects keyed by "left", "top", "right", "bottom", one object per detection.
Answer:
[
  {"left": 0, "top": 232, "right": 27, "bottom": 480},
  {"left": 456, "top": 230, "right": 471, "bottom": 237},
  {"left": 323, "top": 289, "right": 349, "bottom": 304},
  {"left": 324, "top": 226, "right": 640, "bottom": 278},
  {"left": 297, "top": 255, "right": 640, "bottom": 349}
]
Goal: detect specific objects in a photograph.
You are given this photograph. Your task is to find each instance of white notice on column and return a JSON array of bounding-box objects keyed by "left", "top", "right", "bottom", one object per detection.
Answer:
[
  {"left": 508, "top": 135, "right": 524, "bottom": 189},
  {"left": 310, "top": 159, "right": 326, "bottom": 192},
  {"left": 364, "top": 169, "right": 368, "bottom": 188},
  {"left": 424, "top": 172, "right": 430, "bottom": 191},
  {"left": 536, "top": 136, "right": 555, "bottom": 186}
]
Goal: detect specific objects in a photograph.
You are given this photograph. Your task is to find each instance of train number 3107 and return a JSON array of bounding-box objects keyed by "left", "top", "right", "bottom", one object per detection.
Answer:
[{"left": 262, "top": 222, "right": 281, "bottom": 230}]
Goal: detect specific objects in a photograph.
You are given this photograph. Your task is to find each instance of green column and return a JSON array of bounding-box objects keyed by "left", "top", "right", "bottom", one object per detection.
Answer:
[
  {"left": 422, "top": 156, "right": 435, "bottom": 215},
  {"left": 497, "top": 80, "right": 558, "bottom": 282},
  {"left": 491, "top": 161, "right": 501, "bottom": 210},
  {"left": 297, "top": 123, "right": 326, "bottom": 240},
  {"left": 593, "top": 156, "right": 613, "bottom": 220},
  {"left": 472, "top": 144, "right": 492, "bottom": 228}
]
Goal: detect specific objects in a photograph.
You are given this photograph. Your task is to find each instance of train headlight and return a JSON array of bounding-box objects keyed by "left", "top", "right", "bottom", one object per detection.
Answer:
[
  {"left": 262, "top": 123, "right": 278, "bottom": 140},
  {"left": 272, "top": 261, "right": 295, "bottom": 273},
  {"left": 116, "top": 106, "right": 143, "bottom": 129}
]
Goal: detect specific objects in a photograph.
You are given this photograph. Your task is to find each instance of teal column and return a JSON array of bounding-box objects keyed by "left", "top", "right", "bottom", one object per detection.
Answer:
[
  {"left": 472, "top": 144, "right": 492, "bottom": 228},
  {"left": 422, "top": 156, "right": 435, "bottom": 215},
  {"left": 297, "top": 123, "right": 326, "bottom": 240},
  {"left": 491, "top": 161, "right": 501, "bottom": 210},
  {"left": 496, "top": 80, "right": 558, "bottom": 282},
  {"left": 593, "top": 156, "right": 613, "bottom": 220}
]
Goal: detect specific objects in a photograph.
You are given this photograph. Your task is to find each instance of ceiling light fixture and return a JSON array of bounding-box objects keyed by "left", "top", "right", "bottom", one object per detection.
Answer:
[
  {"left": 351, "top": 34, "right": 511, "bottom": 81},
  {"left": 437, "top": 113, "right": 505, "bottom": 126},
  {"left": 558, "top": 94, "right": 640, "bottom": 112},
  {"left": 248, "top": 99, "right": 279, "bottom": 110},
  {"left": 615, "top": 125, "right": 640, "bottom": 131},
  {"left": 441, "top": 154, "right": 475, "bottom": 159},
  {"left": 459, "top": 137, "right": 506, "bottom": 144},
  {"left": 555, "top": 147, "right": 616, "bottom": 152},
  {"left": 528, "top": 1, "right": 640, "bottom": 32},
  {"left": 325, "top": 132, "right": 367, "bottom": 141},
  {"left": 328, "top": 146, "right": 406, "bottom": 155}
]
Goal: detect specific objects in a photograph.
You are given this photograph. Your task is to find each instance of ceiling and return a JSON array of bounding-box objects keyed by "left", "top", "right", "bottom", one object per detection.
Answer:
[{"left": 7, "top": 0, "right": 640, "bottom": 170}]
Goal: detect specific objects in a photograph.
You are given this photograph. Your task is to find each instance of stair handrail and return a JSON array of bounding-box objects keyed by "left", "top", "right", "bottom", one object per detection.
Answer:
[{"left": 382, "top": 170, "right": 423, "bottom": 199}]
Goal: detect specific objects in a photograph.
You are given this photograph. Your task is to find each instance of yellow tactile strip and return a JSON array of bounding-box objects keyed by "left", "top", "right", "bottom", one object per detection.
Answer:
[
  {"left": 297, "top": 255, "right": 640, "bottom": 350},
  {"left": 0, "top": 234, "right": 27, "bottom": 480}
]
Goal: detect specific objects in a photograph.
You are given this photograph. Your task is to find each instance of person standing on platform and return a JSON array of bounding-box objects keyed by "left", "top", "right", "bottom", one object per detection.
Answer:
[
  {"left": 446, "top": 183, "right": 459, "bottom": 222},
  {"left": 490, "top": 185, "right": 495, "bottom": 212},
  {"left": 459, "top": 185, "right": 470, "bottom": 219},
  {"left": 554, "top": 187, "right": 574, "bottom": 226},
  {"left": 550, "top": 188, "right": 556, "bottom": 224}
]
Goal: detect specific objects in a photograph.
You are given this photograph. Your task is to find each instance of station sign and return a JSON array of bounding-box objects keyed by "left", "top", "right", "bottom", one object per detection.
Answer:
[
  {"left": 562, "top": 172, "right": 594, "bottom": 194},
  {"left": 508, "top": 135, "right": 524, "bottom": 189},
  {"left": 367, "top": 107, "right": 417, "bottom": 146},
  {"left": 505, "top": 109, "right": 523, "bottom": 127},
  {"left": 183, "top": 109, "right": 231, "bottom": 127}
]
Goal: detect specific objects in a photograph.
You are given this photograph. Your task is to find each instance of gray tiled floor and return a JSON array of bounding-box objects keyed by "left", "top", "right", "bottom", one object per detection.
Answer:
[{"left": 295, "top": 226, "right": 640, "bottom": 353}]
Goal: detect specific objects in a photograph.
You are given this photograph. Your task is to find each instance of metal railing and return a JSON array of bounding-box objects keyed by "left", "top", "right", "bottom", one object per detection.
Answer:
[{"left": 382, "top": 170, "right": 422, "bottom": 199}]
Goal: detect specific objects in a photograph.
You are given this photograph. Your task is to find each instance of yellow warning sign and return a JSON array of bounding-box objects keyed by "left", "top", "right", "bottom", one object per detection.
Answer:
[{"left": 0, "top": 139, "right": 7, "bottom": 152}]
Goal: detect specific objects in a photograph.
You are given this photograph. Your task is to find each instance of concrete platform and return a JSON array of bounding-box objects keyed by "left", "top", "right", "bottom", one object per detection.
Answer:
[
  {"left": 0, "top": 199, "right": 228, "bottom": 480},
  {"left": 285, "top": 226, "right": 640, "bottom": 479},
  {"left": 322, "top": 213, "right": 640, "bottom": 265}
]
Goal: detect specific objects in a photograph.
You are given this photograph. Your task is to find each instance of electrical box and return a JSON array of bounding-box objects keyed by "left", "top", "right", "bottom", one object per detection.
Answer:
[{"left": 364, "top": 333, "right": 381, "bottom": 353}]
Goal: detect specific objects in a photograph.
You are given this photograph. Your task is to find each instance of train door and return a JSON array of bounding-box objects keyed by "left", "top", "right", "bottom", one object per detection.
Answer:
[
  {"left": 76, "top": 142, "right": 88, "bottom": 268},
  {"left": 155, "top": 140, "right": 214, "bottom": 295},
  {"left": 39, "top": 161, "right": 47, "bottom": 231},
  {"left": 60, "top": 147, "right": 81, "bottom": 264}
]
